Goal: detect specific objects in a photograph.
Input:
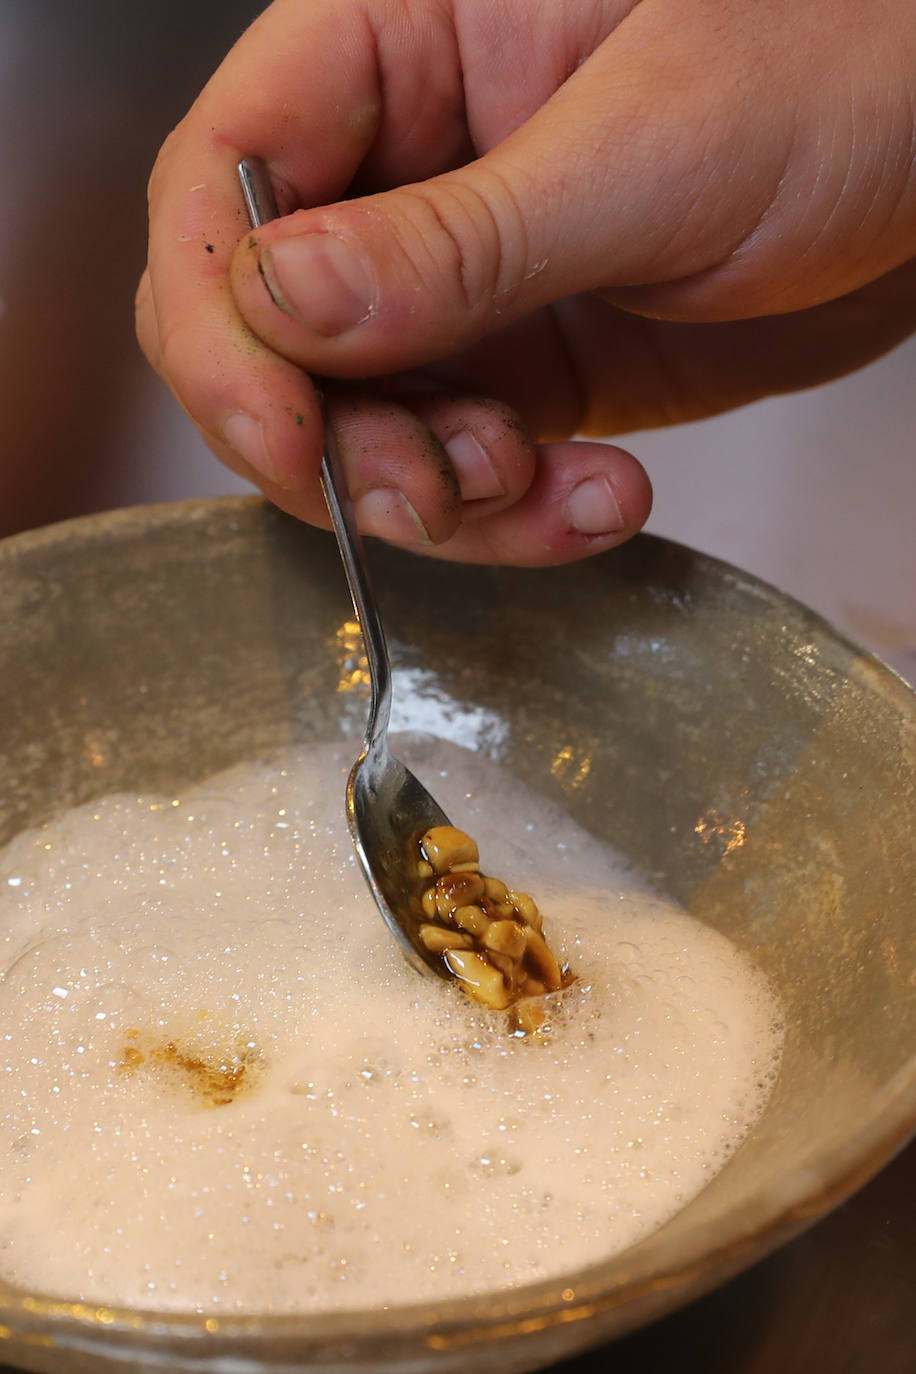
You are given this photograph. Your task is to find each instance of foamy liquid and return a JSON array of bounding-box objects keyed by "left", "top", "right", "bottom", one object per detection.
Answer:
[{"left": 0, "top": 738, "right": 782, "bottom": 1313}]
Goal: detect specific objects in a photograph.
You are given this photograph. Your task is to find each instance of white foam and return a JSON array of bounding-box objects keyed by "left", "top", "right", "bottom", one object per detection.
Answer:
[{"left": 0, "top": 738, "right": 782, "bottom": 1313}]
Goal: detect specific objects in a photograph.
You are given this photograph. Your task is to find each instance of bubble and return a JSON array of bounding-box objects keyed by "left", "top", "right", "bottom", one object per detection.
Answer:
[
  {"left": 471, "top": 1150, "right": 522, "bottom": 1178},
  {"left": 615, "top": 941, "right": 642, "bottom": 963},
  {"left": 0, "top": 738, "right": 783, "bottom": 1315}
]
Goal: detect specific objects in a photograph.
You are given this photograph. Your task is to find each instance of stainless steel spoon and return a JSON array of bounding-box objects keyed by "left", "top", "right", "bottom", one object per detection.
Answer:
[{"left": 238, "top": 157, "right": 451, "bottom": 979}]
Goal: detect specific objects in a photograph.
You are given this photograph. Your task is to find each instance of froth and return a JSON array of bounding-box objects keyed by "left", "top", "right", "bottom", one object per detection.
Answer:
[{"left": 0, "top": 739, "right": 782, "bottom": 1313}]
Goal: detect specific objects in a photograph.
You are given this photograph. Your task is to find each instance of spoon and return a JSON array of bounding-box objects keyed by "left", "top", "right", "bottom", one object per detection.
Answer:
[{"left": 238, "top": 158, "right": 451, "bottom": 979}]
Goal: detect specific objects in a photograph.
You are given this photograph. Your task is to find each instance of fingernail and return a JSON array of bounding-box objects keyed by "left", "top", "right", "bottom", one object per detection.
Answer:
[
  {"left": 223, "top": 412, "right": 278, "bottom": 483},
  {"left": 566, "top": 475, "right": 624, "bottom": 535},
  {"left": 354, "top": 488, "right": 431, "bottom": 545},
  {"left": 444, "top": 430, "right": 504, "bottom": 501},
  {"left": 261, "top": 234, "right": 376, "bottom": 337}
]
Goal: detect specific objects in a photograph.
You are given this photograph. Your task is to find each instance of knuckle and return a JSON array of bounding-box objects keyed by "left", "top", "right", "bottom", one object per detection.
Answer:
[{"left": 395, "top": 170, "right": 529, "bottom": 321}]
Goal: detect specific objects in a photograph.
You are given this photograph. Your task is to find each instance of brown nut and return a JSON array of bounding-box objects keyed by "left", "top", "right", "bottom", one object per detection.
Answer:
[
  {"left": 413, "top": 825, "right": 569, "bottom": 1017},
  {"left": 421, "top": 887, "right": 438, "bottom": 920},
  {"left": 419, "top": 924, "right": 474, "bottom": 953},
  {"left": 508, "top": 890, "right": 540, "bottom": 928},
  {"left": 483, "top": 876, "right": 509, "bottom": 903},
  {"left": 482, "top": 920, "right": 528, "bottom": 961},
  {"left": 486, "top": 951, "right": 521, "bottom": 984},
  {"left": 524, "top": 928, "right": 563, "bottom": 992},
  {"left": 421, "top": 826, "right": 480, "bottom": 875},
  {"left": 444, "top": 949, "right": 510, "bottom": 1009},
  {"left": 453, "top": 904, "right": 489, "bottom": 937},
  {"left": 434, "top": 871, "right": 485, "bottom": 918}
]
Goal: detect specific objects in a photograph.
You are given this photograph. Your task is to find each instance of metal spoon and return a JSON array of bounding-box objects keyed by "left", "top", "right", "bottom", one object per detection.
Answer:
[{"left": 238, "top": 157, "right": 450, "bottom": 979}]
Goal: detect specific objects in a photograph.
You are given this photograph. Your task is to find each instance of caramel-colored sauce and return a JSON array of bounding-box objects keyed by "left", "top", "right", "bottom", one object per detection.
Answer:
[{"left": 118, "top": 1027, "right": 260, "bottom": 1107}]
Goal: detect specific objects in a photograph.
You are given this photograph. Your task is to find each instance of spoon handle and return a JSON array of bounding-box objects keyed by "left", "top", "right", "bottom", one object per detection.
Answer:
[{"left": 237, "top": 158, "right": 392, "bottom": 753}]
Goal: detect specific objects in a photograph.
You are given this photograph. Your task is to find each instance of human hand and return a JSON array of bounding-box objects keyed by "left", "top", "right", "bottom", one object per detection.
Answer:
[{"left": 138, "top": 0, "right": 916, "bottom": 566}]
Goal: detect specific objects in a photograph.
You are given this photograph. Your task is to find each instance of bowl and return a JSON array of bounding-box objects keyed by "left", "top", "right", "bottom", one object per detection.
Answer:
[{"left": 0, "top": 497, "right": 913, "bottom": 1374}]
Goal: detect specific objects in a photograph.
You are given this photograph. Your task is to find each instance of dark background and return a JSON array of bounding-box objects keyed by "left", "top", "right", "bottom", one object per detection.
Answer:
[{"left": 0, "top": 0, "right": 261, "bottom": 535}]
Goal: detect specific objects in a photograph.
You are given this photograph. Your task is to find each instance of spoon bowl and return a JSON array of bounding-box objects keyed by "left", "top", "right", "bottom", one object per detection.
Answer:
[{"left": 347, "top": 742, "right": 450, "bottom": 977}]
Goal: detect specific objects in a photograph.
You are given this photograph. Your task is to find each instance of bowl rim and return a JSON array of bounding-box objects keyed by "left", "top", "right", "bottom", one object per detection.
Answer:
[{"left": 0, "top": 496, "right": 914, "bottom": 1361}]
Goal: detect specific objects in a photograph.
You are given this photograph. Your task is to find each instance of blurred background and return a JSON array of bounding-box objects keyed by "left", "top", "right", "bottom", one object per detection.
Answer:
[{"left": 0, "top": 4, "right": 913, "bottom": 1371}]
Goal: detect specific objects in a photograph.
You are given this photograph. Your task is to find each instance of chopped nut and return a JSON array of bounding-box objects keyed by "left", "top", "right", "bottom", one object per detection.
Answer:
[
  {"left": 410, "top": 823, "right": 570, "bottom": 1021},
  {"left": 444, "top": 949, "right": 511, "bottom": 1010},
  {"left": 453, "top": 904, "right": 489, "bottom": 936},
  {"left": 421, "top": 887, "right": 438, "bottom": 920},
  {"left": 523, "top": 928, "right": 563, "bottom": 992},
  {"left": 421, "top": 826, "right": 480, "bottom": 875},
  {"left": 434, "top": 871, "right": 485, "bottom": 919},
  {"left": 486, "top": 950, "right": 519, "bottom": 983},
  {"left": 483, "top": 876, "right": 509, "bottom": 903},
  {"left": 509, "top": 890, "right": 540, "bottom": 928},
  {"left": 419, "top": 924, "right": 474, "bottom": 953},
  {"left": 482, "top": 920, "right": 527, "bottom": 960}
]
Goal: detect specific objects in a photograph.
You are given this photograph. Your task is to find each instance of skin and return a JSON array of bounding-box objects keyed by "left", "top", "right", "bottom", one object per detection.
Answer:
[{"left": 138, "top": 0, "right": 916, "bottom": 567}]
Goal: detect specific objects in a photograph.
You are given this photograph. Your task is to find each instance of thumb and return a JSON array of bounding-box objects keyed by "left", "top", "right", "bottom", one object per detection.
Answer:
[{"left": 230, "top": 13, "right": 791, "bottom": 378}]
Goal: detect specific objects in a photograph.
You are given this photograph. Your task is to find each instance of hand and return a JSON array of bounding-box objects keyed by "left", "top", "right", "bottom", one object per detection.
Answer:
[{"left": 138, "top": 0, "right": 916, "bottom": 566}]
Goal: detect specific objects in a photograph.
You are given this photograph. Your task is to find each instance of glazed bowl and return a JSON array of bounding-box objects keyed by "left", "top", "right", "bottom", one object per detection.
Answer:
[{"left": 0, "top": 498, "right": 913, "bottom": 1374}]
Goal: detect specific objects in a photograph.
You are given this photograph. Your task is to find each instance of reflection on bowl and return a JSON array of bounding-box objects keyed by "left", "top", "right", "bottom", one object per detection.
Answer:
[{"left": 0, "top": 498, "right": 913, "bottom": 1374}]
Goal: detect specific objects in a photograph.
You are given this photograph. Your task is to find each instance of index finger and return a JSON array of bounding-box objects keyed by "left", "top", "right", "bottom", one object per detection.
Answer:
[{"left": 143, "top": 0, "right": 385, "bottom": 512}]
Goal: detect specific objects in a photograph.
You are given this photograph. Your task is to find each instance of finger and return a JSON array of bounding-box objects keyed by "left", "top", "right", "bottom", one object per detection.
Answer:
[
  {"left": 141, "top": 251, "right": 333, "bottom": 530},
  {"left": 545, "top": 256, "right": 916, "bottom": 435},
  {"left": 144, "top": 169, "right": 538, "bottom": 545},
  {"left": 275, "top": 390, "right": 535, "bottom": 546},
  {"left": 371, "top": 440, "right": 653, "bottom": 567},
  {"left": 394, "top": 392, "right": 536, "bottom": 517},
  {"left": 139, "top": 256, "right": 328, "bottom": 514},
  {"left": 326, "top": 395, "right": 460, "bottom": 546},
  {"left": 232, "top": 0, "right": 915, "bottom": 378},
  {"left": 143, "top": 0, "right": 465, "bottom": 517},
  {"left": 147, "top": 104, "right": 330, "bottom": 490}
]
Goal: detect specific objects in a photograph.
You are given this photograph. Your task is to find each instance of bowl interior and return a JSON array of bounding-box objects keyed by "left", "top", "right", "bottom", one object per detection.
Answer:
[{"left": 0, "top": 498, "right": 913, "bottom": 1373}]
